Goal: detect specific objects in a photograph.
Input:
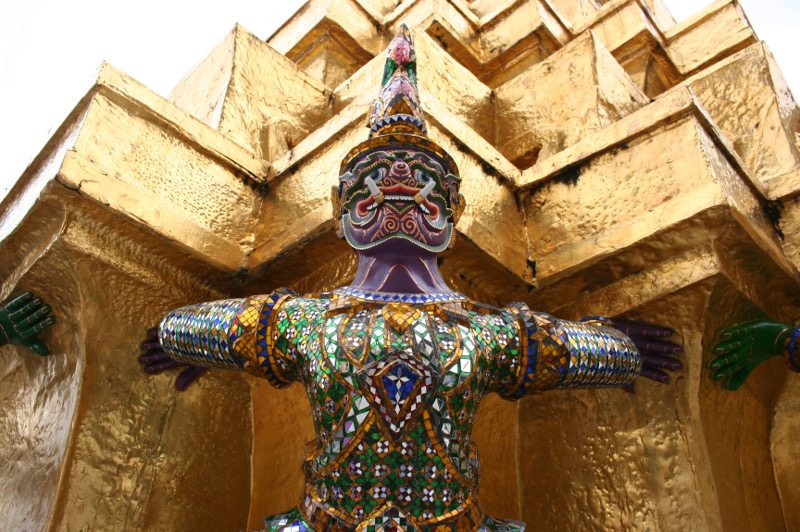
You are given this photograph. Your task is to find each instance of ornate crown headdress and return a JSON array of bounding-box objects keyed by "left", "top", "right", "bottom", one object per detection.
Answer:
[{"left": 339, "top": 24, "right": 459, "bottom": 177}]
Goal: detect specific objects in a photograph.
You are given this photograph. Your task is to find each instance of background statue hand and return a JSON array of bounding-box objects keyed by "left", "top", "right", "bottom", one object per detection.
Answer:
[
  {"left": 140, "top": 327, "right": 207, "bottom": 391},
  {"left": 709, "top": 319, "right": 790, "bottom": 391},
  {"left": 614, "top": 320, "right": 682, "bottom": 390},
  {"left": 0, "top": 291, "right": 55, "bottom": 356}
]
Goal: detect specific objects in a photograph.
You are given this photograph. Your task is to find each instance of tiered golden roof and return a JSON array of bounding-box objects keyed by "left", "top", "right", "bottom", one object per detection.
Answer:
[{"left": 1, "top": 1, "right": 799, "bottom": 530}]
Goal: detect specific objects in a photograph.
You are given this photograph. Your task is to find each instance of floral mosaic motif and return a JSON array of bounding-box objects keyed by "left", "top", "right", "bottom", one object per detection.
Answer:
[
  {"left": 357, "top": 348, "right": 440, "bottom": 440},
  {"left": 159, "top": 287, "right": 639, "bottom": 531}
]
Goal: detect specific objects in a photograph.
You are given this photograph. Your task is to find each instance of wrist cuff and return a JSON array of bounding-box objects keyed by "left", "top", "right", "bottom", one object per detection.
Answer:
[{"left": 783, "top": 326, "right": 800, "bottom": 372}]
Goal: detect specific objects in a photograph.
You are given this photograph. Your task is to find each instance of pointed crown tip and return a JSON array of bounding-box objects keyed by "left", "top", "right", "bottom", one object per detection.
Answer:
[
  {"left": 368, "top": 22, "right": 424, "bottom": 138},
  {"left": 387, "top": 25, "right": 415, "bottom": 68},
  {"left": 340, "top": 22, "right": 458, "bottom": 177}
]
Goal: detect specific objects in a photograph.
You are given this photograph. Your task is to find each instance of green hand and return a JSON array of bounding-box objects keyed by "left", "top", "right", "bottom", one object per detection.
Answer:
[
  {"left": 0, "top": 291, "right": 55, "bottom": 357},
  {"left": 709, "top": 319, "right": 790, "bottom": 391}
]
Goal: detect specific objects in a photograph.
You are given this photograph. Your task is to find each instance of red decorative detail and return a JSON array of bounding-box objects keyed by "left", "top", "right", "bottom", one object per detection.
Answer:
[{"left": 389, "top": 36, "right": 412, "bottom": 65}]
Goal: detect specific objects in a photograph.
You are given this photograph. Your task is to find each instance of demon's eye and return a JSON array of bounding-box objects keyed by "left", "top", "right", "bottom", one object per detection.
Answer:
[
  {"left": 414, "top": 169, "right": 432, "bottom": 184},
  {"left": 366, "top": 167, "right": 387, "bottom": 185}
]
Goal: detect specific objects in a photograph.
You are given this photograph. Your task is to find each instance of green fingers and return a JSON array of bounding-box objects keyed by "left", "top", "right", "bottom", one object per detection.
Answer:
[
  {"left": 25, "top": 338, "right": 50, "bottom": 357},
  {"left": 709, "top": 319, "right": 790, "bottom": 391},
  {"left": 710, "top": 351, "right": 752, "bottom": 382},
  {"left": 719, "top": 322, "right": 760, "bottom": 340},
  {"left": 5, "top": 292, "right": 35, "bottom": 311},
  {"left": 19, "top": 314, "right": 56, "bottom": 339},
  {"left": 0, "top": 291, "right": 55, "bottom": 356},
  {"left": 711, "top": 336, "right": 754, "bottom": 358}
]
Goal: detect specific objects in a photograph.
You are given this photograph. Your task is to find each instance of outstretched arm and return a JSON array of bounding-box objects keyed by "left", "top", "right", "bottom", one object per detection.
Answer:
[
  {"left": 141, "top": 289, "right": 297, "bottom": 388},
  {"left": 709, "top": 319, "right": 798, "bottom": 391},
  {"left": 158, "top": 298, "right": 252, "bottom": 371},
  {"left": 502, "top": 305, "right": 642, "bottom": 398}
]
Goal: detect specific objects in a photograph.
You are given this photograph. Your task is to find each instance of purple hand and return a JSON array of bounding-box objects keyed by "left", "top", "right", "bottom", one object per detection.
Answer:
[
  {"left": 614, "top": 321, "right": 683, "bottom": 391},
  {"left": 139, "top": 328, "right": 207, "bottom": 391}
]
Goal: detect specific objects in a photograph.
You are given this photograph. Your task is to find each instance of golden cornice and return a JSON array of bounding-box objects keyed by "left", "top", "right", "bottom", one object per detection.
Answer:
[
  {"left": 519, "top": 87, "right": 764, "bottom": 195},
  {"left": 95, "top": 62, "right": 270, "bottom": 183},
  {"left": 1, "top": 18, "right": 794, "bottom": 289},
  {"left": 3, "top": 1, "right": 800, "bottom": 529},
  {"left": 267, "top": 0, "right": 755, "bottom": 91}
]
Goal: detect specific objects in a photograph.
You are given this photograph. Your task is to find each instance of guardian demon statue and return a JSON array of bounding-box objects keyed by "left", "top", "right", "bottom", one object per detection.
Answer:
[{"left": 142, "top": 26, "right": 682, "bottom": 532}]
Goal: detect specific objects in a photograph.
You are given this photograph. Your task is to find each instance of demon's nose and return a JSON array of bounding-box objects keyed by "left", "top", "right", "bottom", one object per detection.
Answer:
[{"left": 390, "top": 160, "right": 411, "bottom": 179}]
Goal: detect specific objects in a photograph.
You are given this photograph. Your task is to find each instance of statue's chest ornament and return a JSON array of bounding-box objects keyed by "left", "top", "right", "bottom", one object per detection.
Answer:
[{"left": 323, "top": 302, "right": 473, "bottom": 440}]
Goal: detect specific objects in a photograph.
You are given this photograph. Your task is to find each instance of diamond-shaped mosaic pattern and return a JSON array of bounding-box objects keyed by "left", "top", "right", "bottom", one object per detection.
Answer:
[
  {"left": 160, "top": 298, "right": 247, "bottom": 370},
  {"left": 262, "top": 507, "right": 312, "bottom": 531},
  {"left": 357, "top": 350, "right": 439, "bottom": 440},
  {"left": 160, "top": 288, "right": 640, "bottom": 531},
  {"left": 560, "top": 321, "right": 640, "bottom": 388},
  {"left": 312, "top": 393, "right": 372, "bottom": 472}
]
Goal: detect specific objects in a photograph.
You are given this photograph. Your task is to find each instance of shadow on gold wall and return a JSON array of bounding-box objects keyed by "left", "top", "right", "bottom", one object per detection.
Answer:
[{"left": 700, "top": 280, "right": 788, "bottom": 532}]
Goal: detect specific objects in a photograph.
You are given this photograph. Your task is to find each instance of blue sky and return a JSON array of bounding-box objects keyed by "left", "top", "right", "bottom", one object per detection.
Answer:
[{"left": 0, "top": 0, "right": 797, "bottom": 200}]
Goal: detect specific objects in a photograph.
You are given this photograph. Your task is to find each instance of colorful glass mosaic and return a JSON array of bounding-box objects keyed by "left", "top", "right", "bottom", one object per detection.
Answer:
[
  {"left": 160, "top": 289, "right": 640, "bottom": 531},
  {"left": 783, "top": 325, "right": 800, "bottom": 372},
  {"left": 155, "top": 24, "right": 646, "bottom": 532},
  {"left": 159, "top": 298, "right": 248, "bottom": 371}
]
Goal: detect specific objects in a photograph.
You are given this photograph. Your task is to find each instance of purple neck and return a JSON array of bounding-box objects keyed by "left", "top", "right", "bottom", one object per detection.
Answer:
[{"left": 347, "top": 240, "right": 454, "bottom": 294}]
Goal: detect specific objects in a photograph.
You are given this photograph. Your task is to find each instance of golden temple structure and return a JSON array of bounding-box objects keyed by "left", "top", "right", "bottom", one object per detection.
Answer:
[{"left": 2, "top": 0, "right": 800, "bottom": 530}]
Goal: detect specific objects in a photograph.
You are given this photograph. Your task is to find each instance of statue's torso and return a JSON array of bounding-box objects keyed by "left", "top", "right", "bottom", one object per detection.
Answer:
[
  {"left": 265, "top": 292, "right": 525, "bottom": 530},
  {"left": 160, "top": 288, "right": 639, "bottom": 531}
]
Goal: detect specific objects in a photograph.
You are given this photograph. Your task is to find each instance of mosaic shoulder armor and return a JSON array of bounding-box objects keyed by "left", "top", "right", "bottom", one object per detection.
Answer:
[
  {"left": 158, "top": 288, "right": 299, "bottom": 376},
  {"left": 159, "top": 291, "right": 640, "bottom": 405},
  {"left": 503, "top": 302, "right": 641, "bottom": 397}
]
